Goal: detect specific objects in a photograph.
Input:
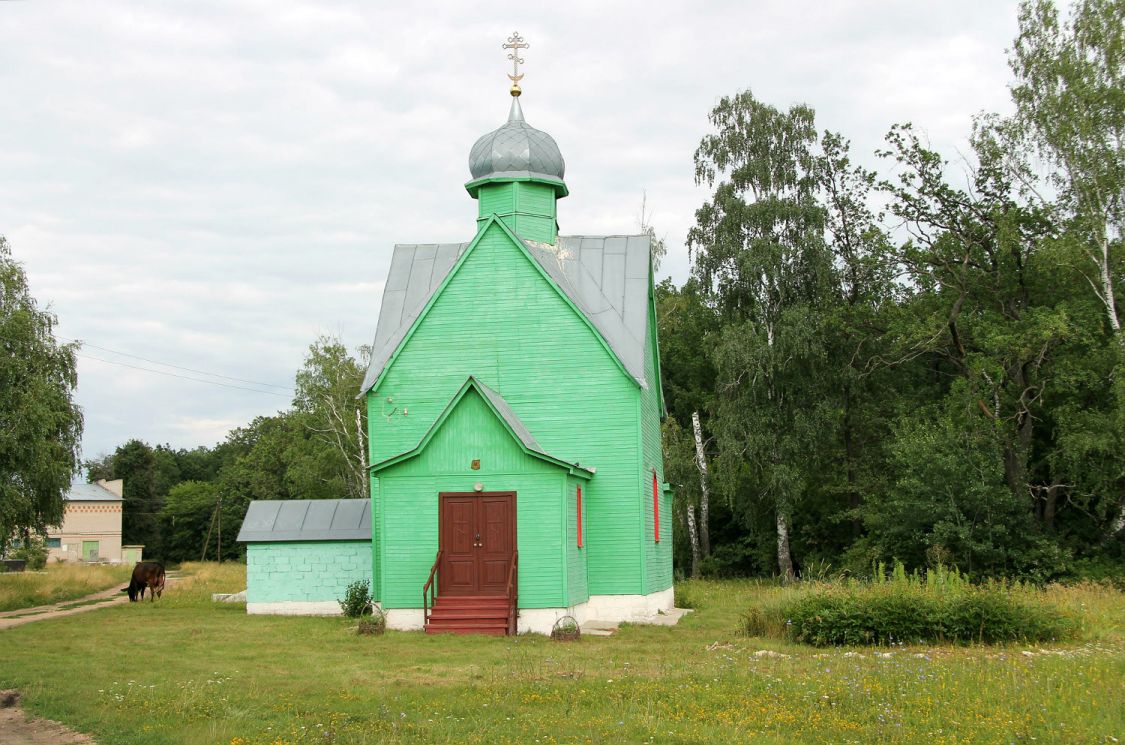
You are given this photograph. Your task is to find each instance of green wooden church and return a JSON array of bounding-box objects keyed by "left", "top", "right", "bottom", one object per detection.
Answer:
[{"left": 239, "top": 38, "right": 672, "bottom": 634}]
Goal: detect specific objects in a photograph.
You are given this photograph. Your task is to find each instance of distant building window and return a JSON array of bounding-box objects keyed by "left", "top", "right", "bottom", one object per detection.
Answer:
[
  {"left": 652, "top": 470, "right": 660, "bottom": 542},
  {"left": 576, "top": 486, "right": 583, "bottom": 548},
  {"left": 46, "top": 538, "right": 61, "bottom": 549}
]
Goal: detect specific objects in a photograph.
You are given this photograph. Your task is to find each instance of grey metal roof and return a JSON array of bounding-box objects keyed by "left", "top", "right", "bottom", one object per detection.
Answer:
[
  {"left": 468, "top": 98, "right": 565, "bottom": 183},
  {"left": 361, "top": 242, "right": 468, "bottom": 393},
  {"left": 523, "top": 235, "right": 651, "bottom": 387},
  {"left": 236, "top": 499, "right": 371, "bottom": 543},
  {"left": 360, "top": 233, "right": 653, "bottom": 393},
  {"left": 65, "top": 483, "right": 122, "bottom": 502}
]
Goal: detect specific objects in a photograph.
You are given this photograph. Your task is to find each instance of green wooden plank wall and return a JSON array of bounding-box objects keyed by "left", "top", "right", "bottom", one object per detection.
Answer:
[
  {"left": 368, "top": 222, "right": 644, "bottom": 597},
  {"left": 376, "top": 388, "right": 568, "bottom": 608},
  {"left": 566, "top": 476, "right": 589, "bottom": 606}
]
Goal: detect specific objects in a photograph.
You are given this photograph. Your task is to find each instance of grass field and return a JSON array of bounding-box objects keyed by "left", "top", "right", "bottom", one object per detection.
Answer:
[
  {"left": 0, "top": 563, "right": 133, "bottom": 612},
  {"left": 0, "top": 563, "right": 1121, "bottom": 744}
]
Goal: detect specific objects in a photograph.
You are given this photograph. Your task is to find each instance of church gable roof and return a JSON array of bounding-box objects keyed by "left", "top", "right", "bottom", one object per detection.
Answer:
[
  {"left": 360, "top": 222, "right": 652, "bottom": 394},
  {"left": 370, "top": 376, "right": 594, "bottom": 478}
]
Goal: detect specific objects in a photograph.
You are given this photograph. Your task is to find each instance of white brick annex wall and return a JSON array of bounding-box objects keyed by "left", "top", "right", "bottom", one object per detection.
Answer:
[{"left": 245, "top": 541, "right": 372, "bottom": 612}]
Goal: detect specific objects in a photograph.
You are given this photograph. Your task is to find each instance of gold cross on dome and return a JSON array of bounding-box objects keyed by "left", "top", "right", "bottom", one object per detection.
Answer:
[{"left": 502, "top": 32, "right": 528, "bottom": 96}]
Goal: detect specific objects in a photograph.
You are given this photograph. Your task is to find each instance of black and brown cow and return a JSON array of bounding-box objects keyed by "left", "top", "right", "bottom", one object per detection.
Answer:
[{"left": 126, "top": 562, "right": 166, "bottom": 602}]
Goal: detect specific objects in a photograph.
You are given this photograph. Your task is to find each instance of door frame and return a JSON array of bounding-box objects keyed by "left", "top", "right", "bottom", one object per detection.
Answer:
[{"left": 438, "top": 491, "right": 517, "bottom": 597}]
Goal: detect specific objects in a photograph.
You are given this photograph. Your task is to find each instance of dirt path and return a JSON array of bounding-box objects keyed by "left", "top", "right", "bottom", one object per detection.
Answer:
[
  {"left": 0, "top": 573, "right": 180, "bottom": 631},
  {"left": 0, "top": 692, "right": 95, "bottom": 744}
]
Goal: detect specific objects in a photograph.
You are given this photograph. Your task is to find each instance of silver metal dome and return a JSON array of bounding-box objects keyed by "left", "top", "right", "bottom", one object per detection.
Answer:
[{"left": 468, "top": 98, "right": 565, "bottom": 182}]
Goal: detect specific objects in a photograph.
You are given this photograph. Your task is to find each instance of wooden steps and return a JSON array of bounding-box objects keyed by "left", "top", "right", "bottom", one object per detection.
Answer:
[{"left": 425, "top": 595, "right": 512, "bottom": 636}]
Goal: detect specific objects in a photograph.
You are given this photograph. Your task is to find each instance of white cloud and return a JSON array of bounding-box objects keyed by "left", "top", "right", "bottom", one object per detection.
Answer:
[{"left": 0, "top": 0, "right": 1023, "bottom": 457}]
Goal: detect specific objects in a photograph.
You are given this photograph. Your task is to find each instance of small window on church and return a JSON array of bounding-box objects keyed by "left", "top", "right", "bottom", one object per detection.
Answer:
[
  {"left": 576, "top": 485, "right": 583, "bottom": 548},
  {"left": 652, "top": 470, "right": 660, "bottom": 542},
  {"left": 46, "top": 537, "right": 61, "bottom": 549}
]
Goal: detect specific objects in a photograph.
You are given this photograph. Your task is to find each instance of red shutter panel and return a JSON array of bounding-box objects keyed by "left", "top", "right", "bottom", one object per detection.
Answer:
[
  {"left": 576, "top": 485, "right": 583, "bottom": 548},
  {"left": 652, "top": 470, "right": 660, "bottom": 542}
]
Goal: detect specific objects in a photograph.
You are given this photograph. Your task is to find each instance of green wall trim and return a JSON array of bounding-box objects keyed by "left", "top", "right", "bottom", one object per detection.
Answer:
[{"left": 465, "top": 174, "right": 568, "bottom": 199}]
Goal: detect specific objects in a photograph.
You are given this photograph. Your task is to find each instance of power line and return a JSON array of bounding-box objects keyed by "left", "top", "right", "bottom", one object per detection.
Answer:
[
  {"left": 77, "top": 352, "right": 293, "bottom": 397},
  {"left": 2, "top": 328, "right": 295, "bottom": 393},
  {"left": 57, "top": 335, "right": 291, "bottom": 391}
]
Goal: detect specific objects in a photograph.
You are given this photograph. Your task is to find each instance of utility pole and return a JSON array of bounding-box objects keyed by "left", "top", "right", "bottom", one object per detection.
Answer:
[
  {"left": 217, "top": 495, "right": 223, "bottom": 563},
  {"left": 200, "top": 504, "right": 216, "bottom": 562}
]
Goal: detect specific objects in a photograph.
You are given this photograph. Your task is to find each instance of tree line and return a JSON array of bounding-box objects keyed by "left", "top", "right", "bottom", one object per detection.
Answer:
[{"left": 661, "top": 0, "right": 1124, "bottom": 581}]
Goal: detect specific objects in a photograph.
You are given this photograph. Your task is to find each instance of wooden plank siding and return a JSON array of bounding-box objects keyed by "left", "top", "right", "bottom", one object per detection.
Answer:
[
  {"left": 475, "top": 182, "right": 558, "bottom": 244},
  {"left": 375, "top": 389, "right": 567, "bottom": 608},
  {"left": 566, "top": 476, "right": 589, "bottom": 607},
  {"left": 369, "top": 221, "right": 646, "bottom": 601}
]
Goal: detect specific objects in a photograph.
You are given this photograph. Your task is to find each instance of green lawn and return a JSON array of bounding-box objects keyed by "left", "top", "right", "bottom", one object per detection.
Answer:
[
  {"left": 0, "top": 563, "right": 133, "bottom": 612},
  {"left": 0, "top": 563, "right": 1121, "bottom": 744}
]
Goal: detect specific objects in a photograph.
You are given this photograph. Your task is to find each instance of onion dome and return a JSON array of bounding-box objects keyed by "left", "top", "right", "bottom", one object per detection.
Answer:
[{"left": 467, "top": 97, "right": 567, "bottom": 194}]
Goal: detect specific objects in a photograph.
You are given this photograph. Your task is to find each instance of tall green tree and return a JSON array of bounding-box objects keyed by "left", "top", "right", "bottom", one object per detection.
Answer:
[
  {"left": 1010, "top": 0, "right": 1124, "bottom": 347},
  {"left": 159, "top": 480, "right": 219, "bottom": 562},
  {"left": 292, "top": 336, "right": 370, "bottom": 501},
  {"left": 689, "top": 91, "right": 836, "bottom": 580},
  {"left": 816, "top": 132, "right": 901, "bottom": 546},
  {"left": 86, "top": 439, "right": 182, "bottom": 558},
  {"left": 1009, "top": 0, "right": 1125, "bottom": 538},
  {"left": 0, "top": 237, "right": 83, "bottom": 553}
]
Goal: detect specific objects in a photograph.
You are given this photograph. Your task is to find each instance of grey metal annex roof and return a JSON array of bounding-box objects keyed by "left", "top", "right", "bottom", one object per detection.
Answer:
[
  {"left": 236, "top": 499, "right": 371, "bottom": 543},
  {"left": 65, "top": 483, "right": 122, "bottom": 502},
  {"left": 468, "top": 97, "right": 565, "bottom": 184},
  {"left": 360, "top": 234, "right": 653, "bottom": 393}
]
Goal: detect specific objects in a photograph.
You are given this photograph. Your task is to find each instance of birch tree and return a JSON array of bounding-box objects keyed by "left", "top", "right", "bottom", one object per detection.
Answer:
[
  {"left": 1010, "top": 0, "right": 1124, "bottom": 346},
  {"left": 293, "top": 336, "right": 370, "bottom": 501},
  {"left": 689, "top": 91, "right": 835, "bottom": 581}
]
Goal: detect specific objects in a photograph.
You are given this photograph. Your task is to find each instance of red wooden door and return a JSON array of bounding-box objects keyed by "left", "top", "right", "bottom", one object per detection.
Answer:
[{"left": 439, "top": 493, "right": 515, "bottom": 597}]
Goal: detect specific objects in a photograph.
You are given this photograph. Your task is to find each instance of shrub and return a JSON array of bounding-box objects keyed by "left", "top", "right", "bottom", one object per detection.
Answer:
[
  {"left": 743, "top": 562, "right": 1077, "bottom": 646},
  {"left": 338, "top": 579, "right": 373, "bottom": 618},
  {"left": 11, "top": 537, "right": 48, "bottom": 570}
]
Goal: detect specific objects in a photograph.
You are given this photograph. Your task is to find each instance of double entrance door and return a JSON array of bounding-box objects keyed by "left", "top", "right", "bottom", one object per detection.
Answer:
[{"left": 439, "top": 492, "right": 515, "bottom": 597}]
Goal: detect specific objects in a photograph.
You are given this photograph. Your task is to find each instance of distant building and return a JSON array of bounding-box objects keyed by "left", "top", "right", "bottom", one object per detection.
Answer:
[{"left": 46, "top": 479, "right": 141, "bottom": 563}]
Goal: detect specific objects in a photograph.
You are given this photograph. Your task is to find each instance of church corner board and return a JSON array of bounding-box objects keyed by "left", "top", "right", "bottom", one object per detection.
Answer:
[{"left": 238, "top": 34, "right": 673, "bottom": 635}]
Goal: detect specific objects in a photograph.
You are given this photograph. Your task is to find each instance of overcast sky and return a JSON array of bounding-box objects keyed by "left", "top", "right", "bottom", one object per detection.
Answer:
[{"left": 1, "top": 0, "right": 1024, "bottom": 461}]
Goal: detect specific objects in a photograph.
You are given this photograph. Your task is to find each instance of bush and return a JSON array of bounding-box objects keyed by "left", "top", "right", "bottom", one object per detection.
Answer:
[
  {"left": 338, "top": 579, "right": 373, "bottom": 618},
  {"left": 743, "top": 562, "right": 1077, "bottom": 646},
  {"left": 10, "top": 537, "right": 48, "bottom": 570}
]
